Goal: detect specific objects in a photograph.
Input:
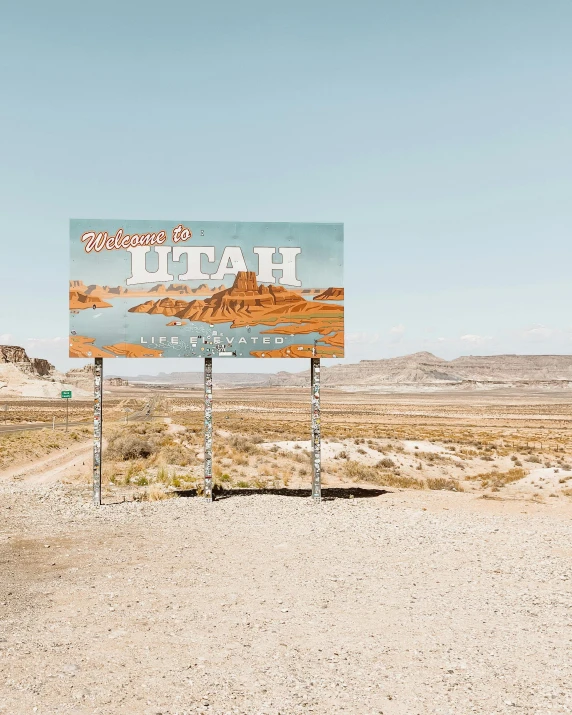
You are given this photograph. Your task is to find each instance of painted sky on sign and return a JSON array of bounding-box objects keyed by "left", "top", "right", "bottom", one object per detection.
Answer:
[{"left": 2, "top": 1, "right": 572, "bottom": 374}]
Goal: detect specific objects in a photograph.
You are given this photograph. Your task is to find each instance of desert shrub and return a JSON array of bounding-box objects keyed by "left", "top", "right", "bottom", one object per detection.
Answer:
[
  {"left": 527, "top": 455, "right": 541, "bottom": 463},
  {"left": 160, "top": 444, "right": 192, "bottom": 466},
  {"left": 377, "top": 457, "right": 395, "bottom": 469},
  {"left": 345, "top": 460, "right": 377, "bottom": 480},
  {"left": 236, "top": 480, "right": 251, "bottom": 488},
  {"left": 427, "top": 477, "right": 463, "bottom": 491},
  {"left": 229, "top": 436, "right": 261, "bottom": 454},
  {"left": 106, "top": 434, "right": 154, "bottom": 460}
]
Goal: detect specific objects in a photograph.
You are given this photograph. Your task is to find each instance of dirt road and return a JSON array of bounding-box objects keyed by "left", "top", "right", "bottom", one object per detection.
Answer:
[
  {"left": 1, "top": 483, "right": 571, "bottom": 714},
  {"left": 0, "top": 440, "right": 93, "bottom": 485}
]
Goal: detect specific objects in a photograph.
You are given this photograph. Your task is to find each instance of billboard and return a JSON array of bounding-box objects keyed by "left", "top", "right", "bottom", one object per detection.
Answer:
[{"left": 69, "top": 220, "right": 344, "bottom": 359}]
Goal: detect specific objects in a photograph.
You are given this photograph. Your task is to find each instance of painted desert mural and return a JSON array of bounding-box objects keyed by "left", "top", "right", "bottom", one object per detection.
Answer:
[{"left": 69, "top": 220, "right": 344, "bottom": 359}]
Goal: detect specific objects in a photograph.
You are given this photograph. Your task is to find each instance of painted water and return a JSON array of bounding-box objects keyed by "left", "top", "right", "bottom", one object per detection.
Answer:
[{"left": 70, "top": 297, "right": 335, "bottom": 358}]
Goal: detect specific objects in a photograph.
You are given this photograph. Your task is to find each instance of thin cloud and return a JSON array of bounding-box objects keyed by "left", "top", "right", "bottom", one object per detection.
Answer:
[
  {"left": 346, "top": 332, "right": 380, "bottom": 345},
  {"left": 460, "top": 334, "right": 492, "bottom": 345},
  {"left": 521, "top": 324, "right": 554, "bottom": 341}
]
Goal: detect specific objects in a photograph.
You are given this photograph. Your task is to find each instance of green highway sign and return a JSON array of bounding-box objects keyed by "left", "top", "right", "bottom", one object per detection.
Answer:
[{"left": 61, "top": 390, "right": 72, "bottom": 399}]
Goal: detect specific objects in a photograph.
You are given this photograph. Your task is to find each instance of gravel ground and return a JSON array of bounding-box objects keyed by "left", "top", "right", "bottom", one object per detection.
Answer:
[{"left": 1, "top": 485, "right": 571, "bottom": 714}]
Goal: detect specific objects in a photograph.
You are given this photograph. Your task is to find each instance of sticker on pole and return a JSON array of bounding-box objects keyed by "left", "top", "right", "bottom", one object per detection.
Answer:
[
  {"left": 69, "top": 220, "right": 344, "bottom": 359},
  {"left": 61, "top": 390, "right": 72, "bottom": 399}
]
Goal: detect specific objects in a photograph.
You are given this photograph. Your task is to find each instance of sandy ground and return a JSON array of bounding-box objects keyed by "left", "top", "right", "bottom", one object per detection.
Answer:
[
  {"left": 1, "top": 440, "right": 93, "bottom": 484},
  {"left": 1, "top": 479, "right": 571, "bottom": 715}
]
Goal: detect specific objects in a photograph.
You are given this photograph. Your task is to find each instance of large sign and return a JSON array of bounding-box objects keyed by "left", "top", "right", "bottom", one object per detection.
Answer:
[{"left": 69, "top": 220, "right": 344, "bottom": 359}]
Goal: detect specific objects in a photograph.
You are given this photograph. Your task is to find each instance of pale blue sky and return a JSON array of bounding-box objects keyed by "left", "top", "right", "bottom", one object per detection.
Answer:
[{"left": 1, "top": 1, "right": 571, "bottom": 375}]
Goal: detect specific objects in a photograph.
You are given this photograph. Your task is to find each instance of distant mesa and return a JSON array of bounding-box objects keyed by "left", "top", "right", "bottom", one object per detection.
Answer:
[
  {"left": 69, "top": 290, "right": 112, "bottom": 310},
  {"left": 314, "top": 287, "right": 344, "bottom": 301},
  {"left": 128, "top": 272, "right": 344, "bottom": 333}
]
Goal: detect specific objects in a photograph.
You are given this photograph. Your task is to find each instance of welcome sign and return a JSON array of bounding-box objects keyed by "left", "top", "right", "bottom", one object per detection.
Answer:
[{"left": 69, "top": 220, "right": 344, "bottom": 359}]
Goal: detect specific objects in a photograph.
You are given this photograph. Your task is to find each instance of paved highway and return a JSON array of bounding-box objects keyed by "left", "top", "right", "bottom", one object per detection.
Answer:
[{"left": 0, "top": 398, "right": 156, "bottom": 435}]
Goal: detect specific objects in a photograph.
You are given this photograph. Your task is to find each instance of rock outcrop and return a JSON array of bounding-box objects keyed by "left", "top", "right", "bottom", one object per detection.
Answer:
[
  {"left": 65, "top": 365, "right": 96, "bottom": 391},
  {"left": 0, "top": 345, "right": 90, "bottom": 397},
  {"left": 0, "top": 346, "right": 55, "bottom": 377}
]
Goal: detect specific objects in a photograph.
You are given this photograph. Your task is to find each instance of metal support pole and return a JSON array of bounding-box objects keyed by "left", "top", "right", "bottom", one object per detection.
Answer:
[
  {"left": 66, "top": 398, "right": 69, "bottom": 432},
  {"left": 311, "top": 357, "right": 321, "bottom": 501},
  {"left": 93, "top": 358, "right": 103, "bottom": 506},
  {"left": 204, "top": 357, "right": 213, "bottom": 500}
]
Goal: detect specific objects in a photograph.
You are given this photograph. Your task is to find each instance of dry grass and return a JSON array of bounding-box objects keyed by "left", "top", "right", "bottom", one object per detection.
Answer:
[
  {"left": 0, "top": 427, "right": 91, "bottom": 470},
  {"left": 467, "top": 467, "right": 527, "bottom": 489},
  {"left": 426, "top": 477, "right": 464, "bottom": 492},
  {"left": 344, "top": 460, "right": 425, "bottom": 489},
  {"left": 137, "top": 483, "right": 173, "bottom": 501},
  {"left": 5, "top": 389, "right": 572, "bottom": 501}
]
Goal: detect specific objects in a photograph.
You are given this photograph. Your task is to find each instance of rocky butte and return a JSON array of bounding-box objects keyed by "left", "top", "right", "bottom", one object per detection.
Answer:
[
  {"left": 0, "top": 344, "right": 92, "bottom": 397},
  {"left": 0, "top": 346, "right": 54, "bottom": 377},
  {"left": 128, "top": 271, "right": 344, "bottom": 329}
]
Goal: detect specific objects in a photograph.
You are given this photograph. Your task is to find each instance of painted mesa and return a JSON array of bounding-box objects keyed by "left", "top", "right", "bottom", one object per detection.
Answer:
[{"left": 69, "top": 220, "right": 344, "bottom": 359}]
